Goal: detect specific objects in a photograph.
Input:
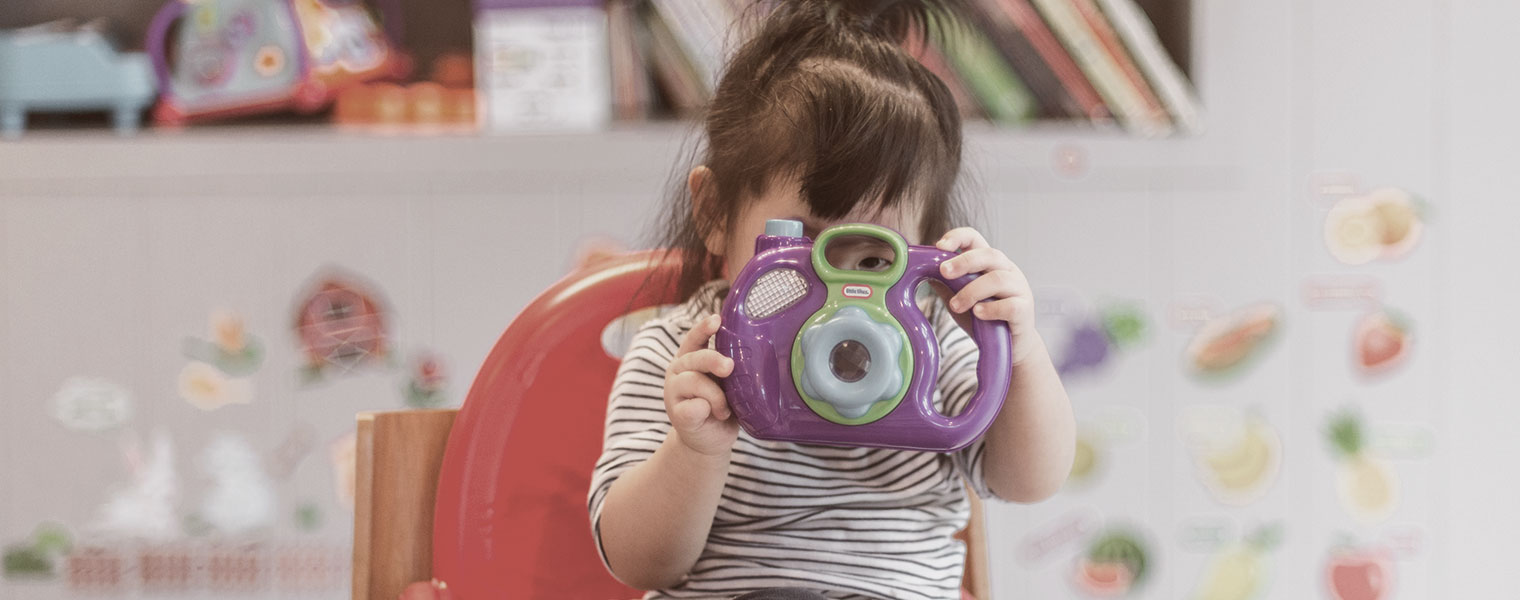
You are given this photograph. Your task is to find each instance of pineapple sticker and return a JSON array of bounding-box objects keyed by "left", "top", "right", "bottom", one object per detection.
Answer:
[
  {"left": 1192, "top": 524, "right": 1281, "bottom": 600},
  {"left": 1326, "top": 410, "right": 1398, "bottom": 522}
]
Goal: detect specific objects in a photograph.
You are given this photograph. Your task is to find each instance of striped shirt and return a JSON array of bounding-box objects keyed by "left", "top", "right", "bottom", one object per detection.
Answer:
[{"left": 589, "top": 281, "right": 999, "bottom": 600}]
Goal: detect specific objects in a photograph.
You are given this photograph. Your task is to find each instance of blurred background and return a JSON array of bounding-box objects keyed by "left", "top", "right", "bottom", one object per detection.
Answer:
[{"left": 0, "top": 0, "right": 1514, "bottom": 598}]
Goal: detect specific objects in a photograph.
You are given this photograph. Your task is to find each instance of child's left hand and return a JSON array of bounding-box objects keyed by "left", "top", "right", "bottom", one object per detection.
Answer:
[{"left": 935, "top": 227, "right": 1040, "bottom": 365}]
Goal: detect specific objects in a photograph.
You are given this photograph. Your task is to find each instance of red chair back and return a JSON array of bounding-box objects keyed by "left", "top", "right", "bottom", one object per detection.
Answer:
[{"left": 432, "top": 251, "right": 681, "bottom": 599}]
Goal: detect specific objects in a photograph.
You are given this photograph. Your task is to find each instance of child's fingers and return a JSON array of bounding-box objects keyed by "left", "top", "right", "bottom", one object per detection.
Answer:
[
  {"left": 935, "top": 227, "right": 990, "bottom": 252},
  {"left": 666, "top": 371, "right": 731, "bottom": 419},
  {"left": 947, "top": 270, "right": 1022, "bottom": 313},
  {"left": 970, "top": 297, "right": 1027, "bottom": 323},
  {"left": 669, "top": 398, "right": 713, "bottom": 431},
  {"left": 676, "top": 314, "right": 722, "bottom": 357},
  {"left": 939, "top": 247, "right": 1015, "bottom": 279},
  {"left": 668, "top": 348, "right": 735, "bottom": 378}
]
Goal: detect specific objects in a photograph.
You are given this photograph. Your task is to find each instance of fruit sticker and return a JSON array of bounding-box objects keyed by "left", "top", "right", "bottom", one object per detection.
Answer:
[
  {"left": 1072, "top": 527, "right": 1151, "bottom": 598},
  {"left": 2, "top": 523, "right": 72, "bottom": 580},
  {"left": 1192, "top": 524, "right": 1281, "bottom": 600},
  {"left": 1067, "top": 407, "right": 1146, "bottom": 490},
  {"left": 182, "top": 309, "right": 265, "bottom": 377},
  {"left": 1326, "top": 409, "right": 1399, "bottom": 523},
  {"left": 1059, "top": 303, "right": 1148, "bottom": 378},
  {"left": 1325, "top": 543, "right": 1394, "bottom": 600},
  {"left": 1067, "top": 432, "right": 1103, "bottom": 488},
  {"left": 1323, "top": 188, "right": 1425, "bottom": 265},
  {"left": 1037, "top": 289, "right": 1149, "bottom": 380},
  {"left": 1183, "top": 303, "right": 1281, "bottom": 381},
  {"left": 1352, "top": 309, "right": 1413, "bottom": 379},
  {"left": 1179, "top": 406, "right": 1282, "bottom": 506}
]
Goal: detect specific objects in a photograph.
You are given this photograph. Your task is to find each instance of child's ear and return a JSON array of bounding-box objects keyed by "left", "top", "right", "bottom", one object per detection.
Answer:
[{"left": 688, "top": 166, "right": 725, "bottom": 256}]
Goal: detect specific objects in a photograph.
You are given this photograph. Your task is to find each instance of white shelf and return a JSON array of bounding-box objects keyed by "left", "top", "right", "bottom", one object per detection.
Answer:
[{"left": 0, "top": 121, "right": 1240, "bottom": 199}]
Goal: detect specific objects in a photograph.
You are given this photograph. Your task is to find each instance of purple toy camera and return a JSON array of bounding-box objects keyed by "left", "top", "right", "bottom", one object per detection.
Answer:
[{"left": 715, "top": 220, "right": 1012, "bottom": 452}]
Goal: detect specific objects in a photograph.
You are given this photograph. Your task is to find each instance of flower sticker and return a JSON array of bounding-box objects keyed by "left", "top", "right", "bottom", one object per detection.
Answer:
[
  {"left": 183, "top": 309, "right": 265, "bottom": 377},
  {"left": 178, "top": 362, "right": 253, "bottom": 411}
]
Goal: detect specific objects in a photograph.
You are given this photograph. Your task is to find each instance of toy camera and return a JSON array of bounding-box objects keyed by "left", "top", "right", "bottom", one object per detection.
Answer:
[
  {"left": 146, "top": 0, "right": 407, "bottom": 124},
  {"left": 715, "top": 220, "right": 1013, "bottom": 452}
]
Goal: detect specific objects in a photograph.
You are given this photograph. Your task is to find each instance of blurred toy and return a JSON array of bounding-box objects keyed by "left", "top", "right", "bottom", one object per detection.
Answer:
[
  {"left": 716, "top": 220, "right": 1012, "bottom": 452},
  {"left": 0, "top": 20, "right": 158, "bottom": 138},
  {"left": 146, "top": 0, "right": 409, "bottom": 124}
]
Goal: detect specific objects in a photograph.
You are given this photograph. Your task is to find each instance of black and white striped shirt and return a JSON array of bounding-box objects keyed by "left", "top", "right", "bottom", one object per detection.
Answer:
[{"left": 589, "top": 282, "right": 999, "bottom": 600}]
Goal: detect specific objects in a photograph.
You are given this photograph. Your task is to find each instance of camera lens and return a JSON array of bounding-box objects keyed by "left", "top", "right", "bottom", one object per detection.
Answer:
[{"left": 829, "top": 340, "right": 871, "bottom": 383}]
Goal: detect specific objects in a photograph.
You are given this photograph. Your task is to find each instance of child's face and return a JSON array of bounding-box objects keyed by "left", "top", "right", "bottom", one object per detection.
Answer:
[{"left": 716, "top": 175, "right": 923, "bottom": 283}]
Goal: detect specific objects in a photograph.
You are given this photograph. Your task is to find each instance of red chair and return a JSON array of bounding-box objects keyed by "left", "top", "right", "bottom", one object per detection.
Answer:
[{"left": 351, "top": 251, "right": 990, "bottom": 600}]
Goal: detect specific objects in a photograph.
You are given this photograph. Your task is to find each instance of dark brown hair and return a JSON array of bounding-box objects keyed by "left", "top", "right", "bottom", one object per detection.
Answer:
[{"left": 655, "top": 0, "right": 974, "bottom": 298}]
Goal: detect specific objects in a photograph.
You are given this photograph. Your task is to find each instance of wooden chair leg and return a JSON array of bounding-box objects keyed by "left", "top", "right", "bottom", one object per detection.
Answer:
[
  {"left": 353, "top": 410, "right": 458, "bottom": 600},
  {"left": 960, "top": 487, "right": 992, "bottom": 600}
]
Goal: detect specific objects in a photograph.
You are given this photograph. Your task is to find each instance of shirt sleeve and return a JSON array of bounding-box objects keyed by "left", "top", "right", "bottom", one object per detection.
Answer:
[
  {"left": 586, "top": 316, "right": 684, "bottom": 569},
  {"left": 927, "top": 300, "right": 1005, "bottom": 501}
]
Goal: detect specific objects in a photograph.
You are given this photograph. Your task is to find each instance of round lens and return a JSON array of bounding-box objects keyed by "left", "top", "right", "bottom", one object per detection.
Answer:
[{"left": 829, "top": 340, "right": 871, "bottom": 383}]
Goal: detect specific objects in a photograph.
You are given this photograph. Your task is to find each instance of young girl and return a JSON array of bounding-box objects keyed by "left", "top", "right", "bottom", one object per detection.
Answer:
[{"left": 589, "top": 1, "right": 1075, "bottom": 598}]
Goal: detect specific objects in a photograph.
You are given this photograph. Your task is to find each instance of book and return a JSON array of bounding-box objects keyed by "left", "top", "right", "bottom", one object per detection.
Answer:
[
  {"left": 607, "top": 0, "right": 652, "bottom": 120},
  {"left": 640, "top": 2, "right": 707, "bottom": 112},
  {"left": 648, "top": 0, "right": 730, "bottom": 95},
  {"left": 1069, "top": 0, "right": 1172, "bottom": 131},
  {"left": 1093, "top": 0, "right": 1202, "bottom": 133},
  {"left": 932, "top": 22, "right": 1038, "bottom": 123},
  {"left": 1028, "top": 0, "right": 1169, "bottom": 135},
  {"left": 905, "top": 25, "right": 985, "bottom": 119},
  {"left": 984, "top": 0, "right": 1111, "bottom": 122}
]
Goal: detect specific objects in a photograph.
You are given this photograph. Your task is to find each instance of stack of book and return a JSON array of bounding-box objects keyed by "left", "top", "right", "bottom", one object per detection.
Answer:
[{"left": 607, "top": 0, "right": 1200, "bottom": 136}]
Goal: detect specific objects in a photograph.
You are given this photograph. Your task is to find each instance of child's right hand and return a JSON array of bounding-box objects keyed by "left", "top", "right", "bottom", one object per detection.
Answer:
[{"left": 664, "top": 314, "right": 740, "bottom": 456}]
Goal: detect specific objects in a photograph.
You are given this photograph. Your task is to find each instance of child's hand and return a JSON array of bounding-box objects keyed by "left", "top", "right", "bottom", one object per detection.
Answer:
[
  {"left": 664, "top": 314, "right": 740, "bottom": 456},
  {"left": 935, "top": 227, "right": 1041, "bottom": 365}
]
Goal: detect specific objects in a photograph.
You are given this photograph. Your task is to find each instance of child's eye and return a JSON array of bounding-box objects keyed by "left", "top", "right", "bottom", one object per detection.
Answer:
[{"left": 856, "top": 256, "right": 892, "bottom": 271}]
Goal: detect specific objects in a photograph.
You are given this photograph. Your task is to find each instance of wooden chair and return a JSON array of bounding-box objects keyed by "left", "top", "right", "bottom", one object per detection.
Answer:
[{"left": 352, "top": 252, "right": 991, "bottom": 600}]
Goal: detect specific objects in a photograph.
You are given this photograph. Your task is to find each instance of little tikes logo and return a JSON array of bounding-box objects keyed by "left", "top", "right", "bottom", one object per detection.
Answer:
[{"left": 842, "top": 284, "right": 872, "bottom": 299}]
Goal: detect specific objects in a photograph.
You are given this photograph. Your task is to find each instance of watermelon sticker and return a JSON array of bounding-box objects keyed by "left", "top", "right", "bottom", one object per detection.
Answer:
[{"left": 1072, "top": 526, "right": 1152, "bottom": 598}]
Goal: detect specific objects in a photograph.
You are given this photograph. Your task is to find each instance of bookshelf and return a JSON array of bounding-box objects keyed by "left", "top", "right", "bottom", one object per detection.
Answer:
[{"left": 1, "top": 0, "right": 1196, "bottom": 136}]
